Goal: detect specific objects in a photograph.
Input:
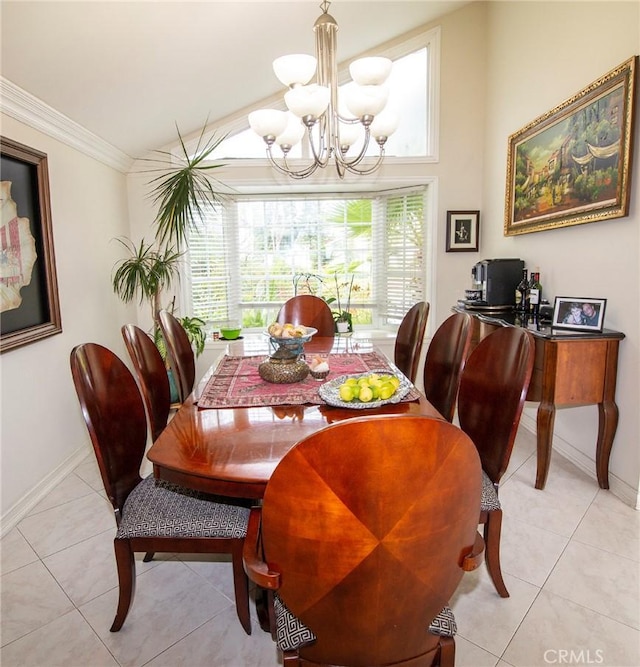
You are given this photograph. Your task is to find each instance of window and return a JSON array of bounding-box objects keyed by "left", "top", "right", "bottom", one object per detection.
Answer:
[{"left": 184, "top": 189, "right": 426, "bottom": 330}]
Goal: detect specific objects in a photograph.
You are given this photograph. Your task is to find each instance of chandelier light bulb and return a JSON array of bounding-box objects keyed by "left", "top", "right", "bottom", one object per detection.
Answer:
[
  {"left": 344, "top": 83, "right": 388, "bottom": 119},
  {"left": 370, "top": 110, "right": 400, "bottom": 142},
  {"left": 248, "top": 109, "right": 288, "bottom": 142},
  {"left": 349, "top": 56, "right": 392, "bottom": 86},
  {"left": 273, "top": 54, "right": 317, "bottom": 87},
  {"left": 284, "top": 84, "right": 331, "bottom": 120},
  {"left": 276, "top": 113, "right": 306, "bottom": 150},
  {"left": 337, "top": 121, "right": 361, "bottom": 151}
]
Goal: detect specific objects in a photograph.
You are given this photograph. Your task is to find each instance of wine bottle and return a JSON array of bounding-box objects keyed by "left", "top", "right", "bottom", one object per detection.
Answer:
[
  {"left": 529, "top": 270, "right": 542, "bottom": 316},
  {"left": 515, "top": 269, "right": 529, "bottom": 313}
]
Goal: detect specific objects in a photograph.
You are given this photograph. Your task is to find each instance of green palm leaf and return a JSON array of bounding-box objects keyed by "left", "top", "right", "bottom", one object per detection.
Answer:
[{"left": 142, "top": 123, "right": 228, "bottom": 248}]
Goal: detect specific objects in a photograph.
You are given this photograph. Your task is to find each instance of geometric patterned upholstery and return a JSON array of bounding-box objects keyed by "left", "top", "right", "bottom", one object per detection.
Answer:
[
  {"left": 428, "top": 606, "right": 457, "bottom": 636},
  {"left": 274, "top": 593, "right": 457, "bottom": 652},
  {"left": 274, "top": 594, "right": 317, "bottom": 652},
  {"left": 116, "top": 476, "right": 249, "bottom": 540},
  {"left": 480, "top": 470, "right": 501, "bottom": 512}
]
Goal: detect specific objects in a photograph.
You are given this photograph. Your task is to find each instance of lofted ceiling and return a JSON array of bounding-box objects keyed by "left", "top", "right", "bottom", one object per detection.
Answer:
[{"left": 1, "top": 1, "right": 469, "bottom": 159}]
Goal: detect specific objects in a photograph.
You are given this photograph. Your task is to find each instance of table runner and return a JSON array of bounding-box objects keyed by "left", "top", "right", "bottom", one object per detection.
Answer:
[{"left": 196, "top": 351, "right": 420, "bottom": 409}]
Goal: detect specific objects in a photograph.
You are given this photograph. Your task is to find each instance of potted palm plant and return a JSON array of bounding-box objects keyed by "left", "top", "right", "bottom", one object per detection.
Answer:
[{"left": 112, "top": 123, "right": 227, "bottom": 354}]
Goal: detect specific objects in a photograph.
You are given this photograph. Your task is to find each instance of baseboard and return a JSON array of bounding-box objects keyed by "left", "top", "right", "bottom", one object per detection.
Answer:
[
  {"left": 1, "top": 445, "right": 91, "bottom": 538},
  {"left": 519, "top": 412, "right": 638, "bottom": 509}
]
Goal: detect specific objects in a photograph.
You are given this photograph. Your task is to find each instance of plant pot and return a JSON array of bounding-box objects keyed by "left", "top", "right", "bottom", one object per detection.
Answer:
[{"left": 336, "top": 321, "right": 350, "bottom": 333}]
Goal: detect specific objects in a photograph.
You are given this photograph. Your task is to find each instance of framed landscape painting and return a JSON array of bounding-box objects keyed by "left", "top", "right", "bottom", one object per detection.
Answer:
[
  {"left": 1, "top": 137, "right": 62, "bottom": 353},
  {"left": 505, "top": 56, "right": 637, "bottom": 236}
]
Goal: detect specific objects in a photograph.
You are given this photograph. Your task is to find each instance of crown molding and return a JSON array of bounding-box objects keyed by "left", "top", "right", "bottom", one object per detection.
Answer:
[{"left": 0, "top": 77, "right": 133, "bottom": 173}]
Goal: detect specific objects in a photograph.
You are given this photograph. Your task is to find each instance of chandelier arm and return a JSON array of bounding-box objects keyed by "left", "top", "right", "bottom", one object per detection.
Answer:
[
  {"left": 307, "top": 122, "right": 332, "bottom": 168},
  {"left": 265, "top": 145, "right": 321, "bottom": 179},
  {"left": 335, "top": 126, "right": 374, "bottom": 168},
  {"left": 341, "top": 150, "right": 387, "bottom": 176}
]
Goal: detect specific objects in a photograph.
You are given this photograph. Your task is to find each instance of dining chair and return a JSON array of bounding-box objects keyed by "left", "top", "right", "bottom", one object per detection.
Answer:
[
  {"left": 243, "top": 415, "right": 484, "bottom": 667},
  {"left": 422, "top": 312, "right": 473, "bottom": 422},
  {"left": 121, "top": 324, "right": 171, "bottom": 442},
  {"left": 277, "top": 295, "right": 335, "bottom": 337},
  {"left": 70, "top": 342, "right": 251, "bottom": 634},
  {"left": 457, "top": 325, "right": 534, "bottom": 598},
  {"left": 394, "top": 301, "right": 430, "bottom": 383},
  {"left": 157, "top": 309, "right": 196, "bottom": 404}
]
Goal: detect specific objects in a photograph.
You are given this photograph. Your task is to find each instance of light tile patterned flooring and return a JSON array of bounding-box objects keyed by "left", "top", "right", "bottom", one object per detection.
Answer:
[{"left": 2, "top": 426, "right": 639, "bottom": 667}]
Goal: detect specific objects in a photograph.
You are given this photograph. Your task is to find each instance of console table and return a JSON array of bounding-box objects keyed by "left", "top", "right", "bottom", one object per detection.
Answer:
[{"left": 454, "top": 307, "right": 624, "bottom": 490}]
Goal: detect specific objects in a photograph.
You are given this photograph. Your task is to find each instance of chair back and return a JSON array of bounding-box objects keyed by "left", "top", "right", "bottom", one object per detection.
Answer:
[
  {"left": 157, "top": 309, "right": 196, "bottom": 404},
  {"left": 70, "top": 343, "right": 146, "bottom": 517},
  {"left": 261, "top": 415, "right": 482, "bottom": 666},
  {"left": 394, "top": 301, "right": 430, "bottom": 383},
  {"left": 121, "top": 324, "right": 171, "bottom": 442},
  {"left": 423, "top": 312, "right": 473, "bottom": 422},
  {"left": 457, "top": 326, "right": 534, "bottom": 485},
  {"left": 277, "top": 295, "right": 335, "bottom": 337}
]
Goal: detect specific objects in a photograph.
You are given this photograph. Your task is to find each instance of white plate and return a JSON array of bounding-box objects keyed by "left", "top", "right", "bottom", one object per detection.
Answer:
[{"left": 318, "top": 370, "right": 411, "bottom": 409}]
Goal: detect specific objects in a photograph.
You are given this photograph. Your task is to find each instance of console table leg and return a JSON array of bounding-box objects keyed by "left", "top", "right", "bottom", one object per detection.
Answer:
[
  {"left": 596, "top": 400, "right": 618, "bottom": 489},
  {"left": 536, "top": 401, "right": 556, "bottom": 490}
]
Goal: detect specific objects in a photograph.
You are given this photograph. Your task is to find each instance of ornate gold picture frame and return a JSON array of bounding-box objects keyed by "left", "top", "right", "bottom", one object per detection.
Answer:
[{"left": 505, "top": 56, "right": 637, "bottom": 236}]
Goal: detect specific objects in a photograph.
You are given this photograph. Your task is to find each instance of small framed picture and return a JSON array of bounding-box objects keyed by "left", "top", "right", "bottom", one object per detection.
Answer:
[
  {"left": 446, "top": 210, "right": 479, "bottom": 252},
  {"left": 552, "top": 297, "right": 607, "bottom": 332}
]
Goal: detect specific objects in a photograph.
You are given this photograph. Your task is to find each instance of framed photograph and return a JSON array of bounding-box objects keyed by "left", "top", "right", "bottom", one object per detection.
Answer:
[
  {"left": 552, "top": 297, "right": 607, "bottom": 332},
  {"left": 1, "top": 137, "right": 62, "bottom": 353},
  {"left": 505, "top": 56, "right": 637, "bottom": 236},
  {"left": 446, "top": 210, "right": 479, "bottom": 252}
]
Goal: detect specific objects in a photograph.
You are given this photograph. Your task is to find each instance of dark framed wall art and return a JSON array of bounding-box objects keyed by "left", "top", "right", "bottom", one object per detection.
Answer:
[
  {"left": 1, "top": 137, "right": 62, "bottom": 352},
  {"left": 505, "top": 56, "right": 637, "bottom": 236},
  {"left": 445, "top": 210, "right": 480, "bottom": 252}
]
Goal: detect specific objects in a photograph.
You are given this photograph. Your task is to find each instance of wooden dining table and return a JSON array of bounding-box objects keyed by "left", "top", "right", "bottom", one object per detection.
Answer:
[{"left": 147, "top": 336, "right": 444, "bottom": 499}]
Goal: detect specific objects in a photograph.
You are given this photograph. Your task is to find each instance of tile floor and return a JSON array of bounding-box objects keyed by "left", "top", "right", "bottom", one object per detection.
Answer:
[{"left": 2, "top": 425, "right": 639, "bottom": 667}]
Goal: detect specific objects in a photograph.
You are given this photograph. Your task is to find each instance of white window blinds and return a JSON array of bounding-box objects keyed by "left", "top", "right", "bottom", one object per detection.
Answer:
[{"left": 185, "top": 188, "right": 427, "bottom": 329}]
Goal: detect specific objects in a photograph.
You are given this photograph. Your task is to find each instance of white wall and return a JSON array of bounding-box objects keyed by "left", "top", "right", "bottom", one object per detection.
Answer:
[
  {"left": 0, "top": 114, "right": 135, "bottom": 527},
  {"left": 481, "top": 1, "right": 640, "bottom": 503}
]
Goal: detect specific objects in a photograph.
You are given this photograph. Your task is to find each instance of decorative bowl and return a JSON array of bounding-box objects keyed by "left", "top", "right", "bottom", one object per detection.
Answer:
[{"left": 220, "top": 326, "right": 242, "bottom": 340}]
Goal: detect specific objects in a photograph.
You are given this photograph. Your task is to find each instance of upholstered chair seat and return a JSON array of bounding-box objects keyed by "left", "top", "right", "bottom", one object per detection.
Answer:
[{"left": 116, "top": 477, "right": 249, "bottom": 540}]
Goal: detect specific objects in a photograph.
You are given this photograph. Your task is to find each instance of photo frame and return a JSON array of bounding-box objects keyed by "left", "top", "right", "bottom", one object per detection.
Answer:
[
  {"left": 505, "top": 56, "right": 637, "bottom": 236},
  {"left": 552, "top": 297, "right": 607, "bottom": 332},
  {"left": 446, "top": 210, "right": 479, "bottom": 252},
  {"left": 1, "top": 137, "right": 62, "bottom": 352}
]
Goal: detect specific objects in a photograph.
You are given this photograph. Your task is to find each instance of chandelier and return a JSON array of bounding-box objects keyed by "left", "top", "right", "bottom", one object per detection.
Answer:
[{"left": 248, "top": 1, "right": 398, "bottom": 180}]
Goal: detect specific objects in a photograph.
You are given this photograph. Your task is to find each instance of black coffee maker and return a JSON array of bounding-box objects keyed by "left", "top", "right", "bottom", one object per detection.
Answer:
[{"left": 466, "top": 258, "right": 525, "bottom": 309}]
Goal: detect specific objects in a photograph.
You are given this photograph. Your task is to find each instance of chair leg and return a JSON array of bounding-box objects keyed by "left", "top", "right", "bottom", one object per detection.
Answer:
[
  {"left": 110, "top": 538, "right": 136, "bottom": 632},
  {"left": 437, "top": 636, "right": 455, "bottom": 667},
  {"left": 281, "top": 651, "right": 301, "bottom": 665},
  {"left": 484, "top": 509, "right": 509, "bottom": 598},
  {"left": 142, "top": 552, "right": 155, "bottom": 562},
  {"left": 231, "top": 548, "right": 252, "bottom": 635}
]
